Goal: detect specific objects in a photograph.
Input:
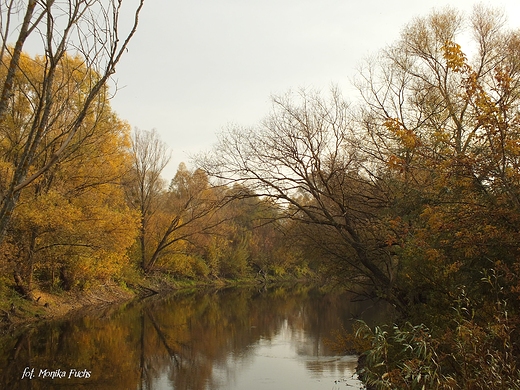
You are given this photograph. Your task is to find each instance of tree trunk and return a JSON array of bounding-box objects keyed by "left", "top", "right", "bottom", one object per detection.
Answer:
[{"left": 13, "top": 271, "right": 31, "bottom": 299}]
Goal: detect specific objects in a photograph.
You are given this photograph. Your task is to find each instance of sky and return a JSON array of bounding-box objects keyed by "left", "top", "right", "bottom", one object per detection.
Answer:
[{"left": 109, "top": 0, "right": 520, "bottom": 180}]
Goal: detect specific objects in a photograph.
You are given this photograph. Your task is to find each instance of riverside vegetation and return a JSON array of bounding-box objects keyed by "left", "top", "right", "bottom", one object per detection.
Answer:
[{"left": 1, "top": 3, "right": 520, "bottom": 389}]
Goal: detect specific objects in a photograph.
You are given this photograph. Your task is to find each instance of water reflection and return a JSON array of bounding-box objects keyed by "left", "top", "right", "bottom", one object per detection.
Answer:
[{"left": 0, "top": 285, "right": 389, "bottom": 389}]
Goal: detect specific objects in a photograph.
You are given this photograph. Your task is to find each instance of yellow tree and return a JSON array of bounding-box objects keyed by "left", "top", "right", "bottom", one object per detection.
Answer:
[
  {"left": 0, "top": 53, "right": 139, "bottom": 295},
  {"left": 340, "top": 8, "right": 520, "bottom": 388},
  {"left": 0, "top": 0, "right": 145, "bottom": 241}
]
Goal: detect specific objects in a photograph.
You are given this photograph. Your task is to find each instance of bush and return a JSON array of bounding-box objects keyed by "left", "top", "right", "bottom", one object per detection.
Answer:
[{"left": 354, "top": 289, "right": 520, "bottom": 390}]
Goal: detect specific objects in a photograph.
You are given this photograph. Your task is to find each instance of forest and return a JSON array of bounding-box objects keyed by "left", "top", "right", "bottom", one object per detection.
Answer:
[{"left": 1, "top": 2, "right": 520, "bottom": 389}]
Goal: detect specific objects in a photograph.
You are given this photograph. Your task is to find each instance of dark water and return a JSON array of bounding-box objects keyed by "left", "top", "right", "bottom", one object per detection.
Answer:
[{"left": 0, "top": 284, "right": 389, "bottom": 390}]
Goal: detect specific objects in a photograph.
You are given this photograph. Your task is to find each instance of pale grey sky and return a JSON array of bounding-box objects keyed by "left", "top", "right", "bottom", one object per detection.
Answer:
[{"left": 110, "top": 0, "right": 520, "bottom": 180}]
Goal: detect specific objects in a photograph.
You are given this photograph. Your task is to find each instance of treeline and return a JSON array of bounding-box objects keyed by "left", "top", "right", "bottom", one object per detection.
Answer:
[
  {"left": 0, "top": 113, "right": 314, "bottom": 294},
  {"left": 124, "top": 150, "right": 315, "bottom": 282},
  {"left": 0, "top": 4, "right": 315, "bottom": 296},
  {"left": 125, "top": 129, "right": 315, "bottom": 281},
  {"left": 202, "top": 6, "right": 520, "bottom": 389}
]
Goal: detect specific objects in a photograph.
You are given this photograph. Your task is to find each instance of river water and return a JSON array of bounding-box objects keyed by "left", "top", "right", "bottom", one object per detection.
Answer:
[{"left": 0, "top": 284, "right": 389, "bottom": 390}]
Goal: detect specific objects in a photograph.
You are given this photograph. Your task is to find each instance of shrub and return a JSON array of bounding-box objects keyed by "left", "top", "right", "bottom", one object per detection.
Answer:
[{"left": 354, "top": 288, "right": 520, "bottom": 390}]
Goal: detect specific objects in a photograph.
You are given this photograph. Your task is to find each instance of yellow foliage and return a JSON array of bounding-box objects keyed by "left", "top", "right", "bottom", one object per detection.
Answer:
[
  {"left": 384, "top": 118, "right": 420, "bottom": 149},
  {"left": 442, "top": 40, "right": 468, "bottom": 72},
  {"left": 0, "top": 51, "right": 140, "bottom": 289}
]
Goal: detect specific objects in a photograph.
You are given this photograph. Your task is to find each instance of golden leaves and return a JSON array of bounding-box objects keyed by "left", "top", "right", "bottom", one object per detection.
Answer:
[
  {"left": 0, "top": 49, "right": 140, "bottom": 288},
  {"left": 384, "top": 117, "right": 420, "bottom": 150},
  {"left": 442, "top": 40, "right": 468, "bottom": 73}
]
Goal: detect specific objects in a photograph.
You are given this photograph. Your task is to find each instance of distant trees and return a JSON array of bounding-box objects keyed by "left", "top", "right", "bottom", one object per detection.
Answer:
[
  {"left": 196, "top": 185, "right": 304, "bottom": 280},
  {"left": 125, "top": 127, "right": 231, "bottom": 275},
  {"left": 125, "top": 148, "right": 303, "bottom": 278},
  {"left": 139, "top": 163, "right": 224, "bottom": 274}
]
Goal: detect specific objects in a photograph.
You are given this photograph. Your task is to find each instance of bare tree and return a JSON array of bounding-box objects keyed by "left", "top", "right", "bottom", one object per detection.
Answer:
[
  {"left": 126, "top": 130, "right": 232, "bottom": 273},
  {"left": 0, "top": 0, "right": 145, "bottom": 240},
  {"left": 127, "top": 127, "right": 171, "bottom": 270},
  {"left": 200, "top": 88, "right": 402, "bottom": 306}
]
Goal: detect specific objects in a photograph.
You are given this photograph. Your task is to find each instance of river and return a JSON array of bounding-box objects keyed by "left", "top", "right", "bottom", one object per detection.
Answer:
[{"left": 0, "top": 284, "right": 390, "bottom": 389}]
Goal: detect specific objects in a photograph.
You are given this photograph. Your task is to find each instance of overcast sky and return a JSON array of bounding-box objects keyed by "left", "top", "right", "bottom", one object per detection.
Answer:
[{"left": 110, "top": 0, "right": 520, "bottom": 180}]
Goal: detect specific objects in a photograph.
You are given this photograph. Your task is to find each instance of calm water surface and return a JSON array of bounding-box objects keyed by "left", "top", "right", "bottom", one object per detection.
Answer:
[{"left": 0, "top": 285, "right": 389, "bottom": 389}]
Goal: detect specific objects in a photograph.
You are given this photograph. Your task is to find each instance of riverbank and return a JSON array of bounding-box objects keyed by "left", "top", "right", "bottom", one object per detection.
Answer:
[
  {"left": 0, "top": 281, "right": 138, "bottom": 332},
  {"left": 0, "top": 273, "right": 312, "bottom": 331}
]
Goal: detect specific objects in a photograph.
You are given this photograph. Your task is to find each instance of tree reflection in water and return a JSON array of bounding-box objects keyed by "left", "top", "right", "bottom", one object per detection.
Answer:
[{"left": 0, "top": 285, "right": 390, "bottom": 389}]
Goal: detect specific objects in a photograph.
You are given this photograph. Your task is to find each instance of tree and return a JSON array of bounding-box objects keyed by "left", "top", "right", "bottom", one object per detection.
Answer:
[
  {"left": 0, "top": 54, "right": 139, "bottom": 294},
  {"left": 201, "top": 88, "right": 403, "bottom": 305},
  {"left": 314, "top": 7, "right": 520, "bottom": 387},
  {"left": 126, "top": 128, "right": 171, "bottom": 270},
  {"left": 142, "top": 163, "right": 226, "bottom": 274},
  {"left": 355, "top": 5, "right": 520, "bottom": 316},
  {"left": 0, "top": 0, "right": 145, "bottom": 242}
]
